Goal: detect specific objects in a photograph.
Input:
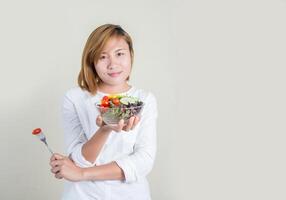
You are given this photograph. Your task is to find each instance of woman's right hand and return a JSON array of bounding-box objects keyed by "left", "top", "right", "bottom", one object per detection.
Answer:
[{"left": 96, "top": 115, "right": 140, "bottom": 132}]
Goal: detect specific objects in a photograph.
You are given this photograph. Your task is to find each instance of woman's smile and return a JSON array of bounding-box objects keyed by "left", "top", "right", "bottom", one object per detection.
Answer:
[{"left": 108, "top": 71, "right": 122, "bottom": 77}]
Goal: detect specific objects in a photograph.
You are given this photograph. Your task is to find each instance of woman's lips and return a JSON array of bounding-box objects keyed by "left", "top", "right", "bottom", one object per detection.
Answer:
[{"left": 108, "top": 71, "right": 122, "bottom": 77}]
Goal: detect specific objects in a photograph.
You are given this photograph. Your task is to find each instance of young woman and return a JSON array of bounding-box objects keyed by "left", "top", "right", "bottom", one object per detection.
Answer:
[{"left": 50, "top": 24, "right": 158, "bottom": 200}]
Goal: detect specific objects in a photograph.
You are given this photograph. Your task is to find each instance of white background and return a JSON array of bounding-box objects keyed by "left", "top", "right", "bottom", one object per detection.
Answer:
[{"left": 0, "top": 0, "right": 285, "bottom": 199}]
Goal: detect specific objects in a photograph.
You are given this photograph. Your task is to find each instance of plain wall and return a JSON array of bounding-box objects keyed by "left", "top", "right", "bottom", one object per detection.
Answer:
[{"left": 0, "top": 0, "right": 285, "bottom": 199}]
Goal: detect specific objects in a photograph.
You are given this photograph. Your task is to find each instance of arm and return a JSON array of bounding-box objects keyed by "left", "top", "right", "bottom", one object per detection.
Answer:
[
  {"left": 50, "top": 154, "right": 124, "bottom": 181},
  {"left": 83, "top": 161, "right": 125, "bottom": 181},
  {"left": 62, "top": 92, "right": 132, "bottom": 166},
  {"left": 51, "top": 115, "right": 142, "bottom": 181},
  {"left": 82, "top": 115, "right": 140, "bottom": 163},
  {"left": 114, "top": 93, "right": 158, "bottom": 183},
  {"left": 81, "top": 126, "right": 111, "bottom": 164},
  {"left": 83, "top": 93, "right": 158, "bottom": 182},
  {"left": 52, "top": 92, "right": 157, "bottom": 182},
  {"left": 50, "top": 116, "right": 143, "bottom": 182},
  {"left": 61, "top": 92, "right": 100, "bottom": 167},
  {"left": 82, "top": 93, "right": 158, "bottom": 182}
]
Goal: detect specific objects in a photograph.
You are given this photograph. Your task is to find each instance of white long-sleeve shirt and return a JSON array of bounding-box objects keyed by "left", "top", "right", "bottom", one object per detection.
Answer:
[{"left": 60, "top": 86, "right": 158, "bottom": 200}]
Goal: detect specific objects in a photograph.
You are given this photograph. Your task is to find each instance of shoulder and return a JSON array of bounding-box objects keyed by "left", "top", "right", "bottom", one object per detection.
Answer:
[
  {"left": 62, "top": 86, "right": 90, "bottom": 103},
  {"left": 132, "top": 87, "right": 158, "bottom": 117},
  {"left": 132, "top": 88, "right": 157, "bottom": 104}
]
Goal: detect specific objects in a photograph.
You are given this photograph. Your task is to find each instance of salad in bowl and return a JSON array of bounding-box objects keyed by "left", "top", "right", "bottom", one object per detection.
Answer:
[{"left": 96, "top": 95, "right": 144, "bottom": 125}]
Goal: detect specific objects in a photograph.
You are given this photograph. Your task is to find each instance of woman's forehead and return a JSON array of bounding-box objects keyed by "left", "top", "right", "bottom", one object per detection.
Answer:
[{"left": 101, "top": 37, "right": 129, "bottom": 53}]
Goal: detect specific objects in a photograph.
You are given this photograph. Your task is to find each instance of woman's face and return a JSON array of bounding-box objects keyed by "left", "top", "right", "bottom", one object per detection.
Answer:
[{"left": 94, "top": 36, "right": 132, "bottom": 87}]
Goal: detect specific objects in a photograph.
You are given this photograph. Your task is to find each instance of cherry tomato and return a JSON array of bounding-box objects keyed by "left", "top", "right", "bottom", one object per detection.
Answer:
[
  {"left": 32, "top": 128, "right": 42, "bottom": 135},
  {"left": 101, "top": 100, "right": 110, "bottom": 107},
  {"left": 112, "top": 98, "right": 120, "bottom": 106},
  {"left": 102, "top": 96, "right": 109, "bottom": 102}
]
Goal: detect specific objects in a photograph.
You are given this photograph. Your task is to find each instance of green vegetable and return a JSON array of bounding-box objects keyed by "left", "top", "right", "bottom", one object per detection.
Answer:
[{"left": 120, "top": 96, "right": 139, "bottom": 105}]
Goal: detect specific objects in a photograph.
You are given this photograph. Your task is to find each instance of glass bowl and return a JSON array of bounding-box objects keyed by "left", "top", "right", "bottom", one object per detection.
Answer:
[{"left": 96, "top": 104, "right": 144, "bottom": 125}]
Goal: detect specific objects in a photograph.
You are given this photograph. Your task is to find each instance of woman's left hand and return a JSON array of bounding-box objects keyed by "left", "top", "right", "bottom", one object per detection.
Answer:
[
  {"left": 50, "top": 153, "right": 84, "bottom": 182},
  {"left": 96, "top": 115, "right": 140, "bottom": 132},
  {"left": 122, "top": 116, "right": 140, "bottom": 132}
]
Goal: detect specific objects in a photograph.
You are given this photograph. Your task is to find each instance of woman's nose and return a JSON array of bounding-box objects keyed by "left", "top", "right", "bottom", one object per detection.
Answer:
[{"left": 107, "top": 56, "right": 118, "bottom": 69}]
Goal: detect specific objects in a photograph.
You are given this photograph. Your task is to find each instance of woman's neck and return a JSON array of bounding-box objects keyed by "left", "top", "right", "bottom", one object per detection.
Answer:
[{"left": 97, "top": 82, "right": 131, "bottom": 94}]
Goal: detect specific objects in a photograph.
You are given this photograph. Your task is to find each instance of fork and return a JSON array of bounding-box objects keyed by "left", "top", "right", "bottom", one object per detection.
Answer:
[{"left": 32, "top": 128, "right": 54, "bottom": 155}]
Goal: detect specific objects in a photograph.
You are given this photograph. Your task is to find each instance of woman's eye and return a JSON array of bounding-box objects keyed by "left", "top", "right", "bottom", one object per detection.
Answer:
[
  {"left": 99, "top": 55, "right": 106, "bottom": 60},
  {"left": 117, "top": 52, "right": 124, "bottom": 56}
]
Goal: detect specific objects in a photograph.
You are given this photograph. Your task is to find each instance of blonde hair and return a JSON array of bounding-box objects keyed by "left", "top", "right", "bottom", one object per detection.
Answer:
[{"left": 77, "top": 24, "right": 134, "bottom": 95}]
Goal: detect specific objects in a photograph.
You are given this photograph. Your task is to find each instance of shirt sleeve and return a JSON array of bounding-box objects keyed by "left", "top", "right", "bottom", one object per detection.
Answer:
[
  {"left": 61, "top": 92, "right": 96, "bottom": 168},
  {"left": 115, "top": 93, "right": 158, "bottom": 183}
]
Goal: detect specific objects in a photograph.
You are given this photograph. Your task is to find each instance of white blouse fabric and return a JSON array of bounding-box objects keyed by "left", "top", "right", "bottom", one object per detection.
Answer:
[{"left": 60, "top": 86, "right": 158, "bottom": 200}]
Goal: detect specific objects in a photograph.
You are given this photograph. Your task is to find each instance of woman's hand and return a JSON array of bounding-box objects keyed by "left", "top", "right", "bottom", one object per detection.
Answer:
[
  {"left": 96, "top": 115, "right": 140, "bottom": 132},
  {"left": 50, "top": 153, "right": 84, "bottom": 182}
]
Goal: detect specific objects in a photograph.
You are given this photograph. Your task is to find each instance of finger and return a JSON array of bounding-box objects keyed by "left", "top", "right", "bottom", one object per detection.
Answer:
[
  {"left": 55, "top": 172, "right": 63, "bottom": 179},
  {"left": 50, "top": 155, "right": 54, "bottom": 163},
  {"left": 50, "top": 153, "right": 61, "bottom": 166},
  {"left": 125, "top": 117, "right": 135, "bottom": 132},
  {"left": 131, "top": 116, "right": 140, "bottom": 130},
  {"left": 113, "top": 119, "right": 124, "bottom": 132},
  {"left": 53, "top": 153, "right": 65, "bottom": 160},
  {"left": 118, "top": 119, "right": 125, "bottom": 132},
  {"left": 50, "top": 155, "right": 57, "bottom": 167},
  {"left": 50, "top": 157, "right": 54, "bottom": 166},
  {"left": 50, "top": 153, "right": 58, "bottom": 163},
  {"left": 51, "top": 166, "right": 61, "bottom": 174},
  {"left": 51, "top": 159, "right": 64, "bottom": 168},
  {"left": 96, "top": 115, "right": 103, "bottom": 127}
]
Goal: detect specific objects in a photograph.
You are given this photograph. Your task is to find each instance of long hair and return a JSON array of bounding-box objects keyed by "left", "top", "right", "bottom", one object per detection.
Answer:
[{"left": 77, "top": 24, "right": 134, "bottom": 95}]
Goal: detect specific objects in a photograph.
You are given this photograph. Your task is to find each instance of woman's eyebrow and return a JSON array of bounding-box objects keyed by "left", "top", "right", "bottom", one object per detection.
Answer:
[
  {"left": 101, "top": 48, "right": 127, "bottom": 54},
  {"left": 115, "top": 48, "right": 127, "bottom": 52}
]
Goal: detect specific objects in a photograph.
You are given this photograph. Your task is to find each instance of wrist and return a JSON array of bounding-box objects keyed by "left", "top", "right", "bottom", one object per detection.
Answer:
[
  {"left": 81, "top": 168, "right": 89, "bottom": 181},
  {"left": 82, "top": 167, "right": 97, "bottom": 181},
  {"left": 99, "top": 126, "right": 112, "bottom": 134}
]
